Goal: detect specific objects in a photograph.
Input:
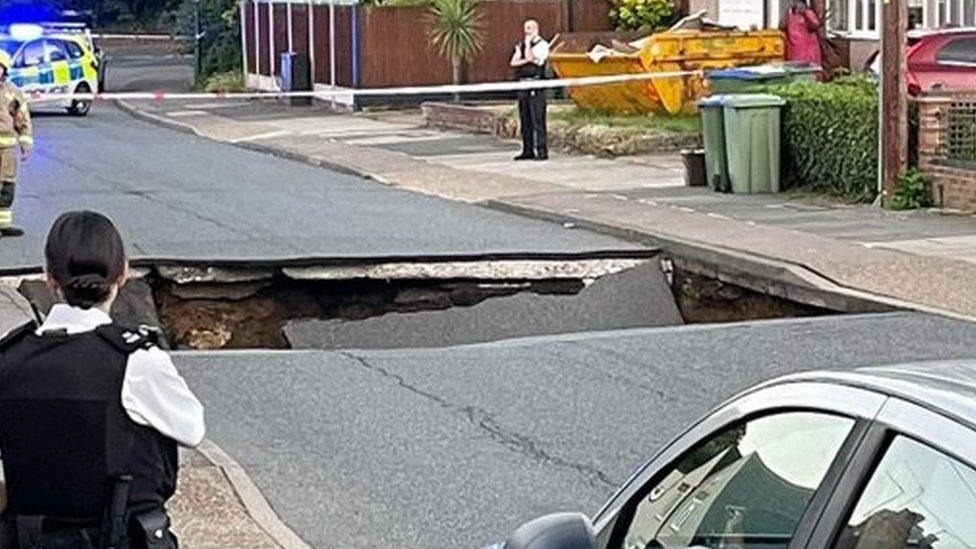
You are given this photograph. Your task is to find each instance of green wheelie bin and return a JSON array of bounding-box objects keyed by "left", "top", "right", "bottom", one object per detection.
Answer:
[
  {"left": 722, "top": 94, "right": 786, "bottom": 194},
  {"left": 698, "top": 94, "right": 731, "bottom": 192}
]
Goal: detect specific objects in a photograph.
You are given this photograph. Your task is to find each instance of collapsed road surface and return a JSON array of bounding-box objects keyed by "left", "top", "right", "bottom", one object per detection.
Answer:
[{"left": 177, "top": 312, "right": 976, "bottom": 549}]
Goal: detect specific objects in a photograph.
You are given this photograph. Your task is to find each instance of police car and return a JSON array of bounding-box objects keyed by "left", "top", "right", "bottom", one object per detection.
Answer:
[{"left": 0, "top": 22, "right": 101, "bottom": 116}]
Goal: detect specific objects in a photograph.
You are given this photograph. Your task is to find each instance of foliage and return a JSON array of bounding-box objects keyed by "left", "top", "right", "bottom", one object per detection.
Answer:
[
  {"left": 10, "top": 0, "right": 185, "bottom": 32},
  {"left": 196, "top": 0, "right": 242, "bottom": 81},
  {"left": 766, "top": 76, "right": 879, "bottom": 202},
  {"left": 608, "top": 0, "right": 676, "bottom": 33},
  {"left": 428, "top": 0, "right": 484, "bottom": 84},
  {"left": 890, "top": 169, "right": 933, "bottom": 210},
  {"left": 203, "top": 70, "right": 244, "bottom": 93},
  {"left": 364, "top": 0, "right": 433, "bottom": 5},
  {"left": 553, "top": 107, "right": 701, "bottom": 135}
]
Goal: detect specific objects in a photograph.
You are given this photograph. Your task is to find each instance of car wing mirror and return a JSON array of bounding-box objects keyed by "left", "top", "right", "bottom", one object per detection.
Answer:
[{"left": 494, "top": 513, "right": 598, "bottom": 549}]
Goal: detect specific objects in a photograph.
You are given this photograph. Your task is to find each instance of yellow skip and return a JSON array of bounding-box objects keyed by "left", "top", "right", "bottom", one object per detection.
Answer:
[{"left": 550, "top": 28, "right": 785, "bottom": 115}]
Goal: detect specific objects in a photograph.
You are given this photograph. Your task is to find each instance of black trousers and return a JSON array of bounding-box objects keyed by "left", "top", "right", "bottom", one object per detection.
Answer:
[{"left": 517, "top": 87, "right": 547, "bottom": 156}]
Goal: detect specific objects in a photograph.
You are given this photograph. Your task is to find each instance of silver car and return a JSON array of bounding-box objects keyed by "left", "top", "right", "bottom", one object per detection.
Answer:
[{"left": 497, "top": 361, "right": 976, "bottom": 549}]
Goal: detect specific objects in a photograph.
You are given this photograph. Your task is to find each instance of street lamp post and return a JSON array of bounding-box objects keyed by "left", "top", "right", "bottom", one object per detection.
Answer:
[{"left": 193, "top": 0, "right": 202, "bottom": 83}]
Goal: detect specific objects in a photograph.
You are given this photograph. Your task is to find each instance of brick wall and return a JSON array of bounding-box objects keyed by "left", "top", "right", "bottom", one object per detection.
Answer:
[
  {"left": 916, "top": 95, "right": 976, "bottom": 212},
  {"left": 422, "top": 102, "right": 508, "bottom": 135}
]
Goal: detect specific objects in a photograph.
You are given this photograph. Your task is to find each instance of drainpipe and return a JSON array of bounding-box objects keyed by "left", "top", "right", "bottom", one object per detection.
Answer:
[{"left": 352, "top": 4, "right": 361, "bottom": 108}]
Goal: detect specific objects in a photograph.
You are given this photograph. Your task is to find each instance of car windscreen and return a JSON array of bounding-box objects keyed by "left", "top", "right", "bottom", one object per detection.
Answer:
[{"left": 0, "top": 40, "right": 22, "bottom": 56}]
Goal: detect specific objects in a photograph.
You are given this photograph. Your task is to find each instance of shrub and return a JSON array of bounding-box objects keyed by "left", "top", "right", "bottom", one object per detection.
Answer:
[
  {"left": 608, "top": 0, "right": 676, "bottom": 32},
  {"left": 767, "top": 77, "right": 878, "bottom": 201},
  {"left": 203, "top": 70, "right": 245, "bottom": 93},
  {"left": 890, "top": 168, "right": 933, "bottom": 210}
]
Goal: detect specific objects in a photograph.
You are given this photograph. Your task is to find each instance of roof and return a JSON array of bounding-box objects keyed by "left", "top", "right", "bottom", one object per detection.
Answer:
[{"left": 775, "top": 360, "right": 976, "bottom": 428}]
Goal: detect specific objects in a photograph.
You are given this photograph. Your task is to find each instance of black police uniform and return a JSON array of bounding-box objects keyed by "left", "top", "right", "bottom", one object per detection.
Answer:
[
  {"left": 0, "top": 321, "right": 179, "bottom": 549},
  {"left": 515, "top": 37, "right": 548, "bottom": 160}
]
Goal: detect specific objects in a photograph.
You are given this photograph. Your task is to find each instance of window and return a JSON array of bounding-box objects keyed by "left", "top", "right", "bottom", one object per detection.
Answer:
[
  {"left": 830, "top": 0, "right": 932, "bottom": 34},
  {"left": 44, "top": 40, "right": 68, "bottom": 63},
  {"left": 17, "top": 40, "right": 45, "bottom": 68},
  {"left": 937, "top": 38, "right": 976, "bottom": 65},
  {"left": 617, "top": 412, "right": 855, "bottom": 549},
  {"left": 829, "top": 0, "right": 880, "bottom": 35},
  {"left": 936, "top": 0, "right": 976, "bottom": 25},
  {"left": 835, "top": 436, "right": 976, "bottom": 548},
  {"left": 64, "top": 40, "right": 84, "bottom": 60},
  {"left": 0, "top": 40, "right": 22, "bottom": 57}
]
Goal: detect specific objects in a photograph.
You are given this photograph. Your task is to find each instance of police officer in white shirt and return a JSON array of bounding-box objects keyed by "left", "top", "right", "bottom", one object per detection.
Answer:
[
  {"left": 510, "top": 19, "right": 550, "bottom": 161},
  {"left": 0, "top": 210, "right": 205, "bottom": 548}
]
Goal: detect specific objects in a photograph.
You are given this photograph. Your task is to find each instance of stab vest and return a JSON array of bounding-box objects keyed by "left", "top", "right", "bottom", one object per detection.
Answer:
[
  {"left": 0, "top": 322, "right": 178, "bottom": 521},
  {"left": 516, "top": 37, "right": 546, "bottom": 80}
]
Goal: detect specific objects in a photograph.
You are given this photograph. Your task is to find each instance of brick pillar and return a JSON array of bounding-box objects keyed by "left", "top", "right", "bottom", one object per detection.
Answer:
[{"left": 915, "top": 95, "right": 952, "bottom": 169}]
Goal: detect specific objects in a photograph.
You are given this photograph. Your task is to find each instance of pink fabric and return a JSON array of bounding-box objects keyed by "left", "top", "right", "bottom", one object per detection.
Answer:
[{"left": 784, "top": 8, "right": 823, "bottom": 66}]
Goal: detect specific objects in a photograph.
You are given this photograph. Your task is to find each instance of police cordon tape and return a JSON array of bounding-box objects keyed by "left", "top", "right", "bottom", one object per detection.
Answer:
[{"left": 24, "top": 67, "right": 704, "bottom": 104}]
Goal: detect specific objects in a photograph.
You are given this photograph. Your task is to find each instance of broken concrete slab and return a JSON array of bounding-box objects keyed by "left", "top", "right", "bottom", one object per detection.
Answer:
[
  {"left": 18, "top": 278, "right": 170, "bottom": 349},
  {"left": 282, "top": 258, "right": 651, "bottom": 281},
  {"left": 283, "top": 262, "right": 682, "bottom": 350},
  {"left": 155, "top": 265, "right": 275, "bottom": 285}
]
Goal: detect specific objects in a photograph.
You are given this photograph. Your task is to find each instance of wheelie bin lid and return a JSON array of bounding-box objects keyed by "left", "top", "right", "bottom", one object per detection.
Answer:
[
  {"left": 708, "top": 64, "right": 790, "bottom": 80},
  {"left": 722, "top": 94, "right": 786, "bottom": 108},
  {"left": 698, "top": 94, "right": 733, "bottom": 107}
]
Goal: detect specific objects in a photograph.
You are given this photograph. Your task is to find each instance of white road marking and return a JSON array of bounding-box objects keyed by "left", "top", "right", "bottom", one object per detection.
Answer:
[
  {"left": 166, "top": 110, "right": 208, "bottom": 118},
  {"left": 184, "top": 102, "right": 250, "bottom": 110},
  {"left": 228, "top": 130, "right": 290, "bottom": 143}
]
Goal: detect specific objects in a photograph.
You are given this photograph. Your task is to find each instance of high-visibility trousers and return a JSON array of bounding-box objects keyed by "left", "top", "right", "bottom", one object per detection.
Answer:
[{"left": 0, "top": 148, "right": 17, "bottom": 229}]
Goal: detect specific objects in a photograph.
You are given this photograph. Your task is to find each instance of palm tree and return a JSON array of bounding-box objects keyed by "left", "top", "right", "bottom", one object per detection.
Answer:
[{"left": 428, "top": 0, "right": 484, "bottom": 101}]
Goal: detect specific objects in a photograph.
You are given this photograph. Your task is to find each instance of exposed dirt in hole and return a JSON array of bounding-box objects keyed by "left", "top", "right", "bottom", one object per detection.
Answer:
[
  {"left": 154, "top": 275, "right": 585, "bottom": 349},
  {"left": 671, "top": 270, "right": 831, "bottom": 323}
]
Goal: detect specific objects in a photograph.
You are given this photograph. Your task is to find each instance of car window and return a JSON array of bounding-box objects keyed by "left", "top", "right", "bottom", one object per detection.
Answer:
[
  {"left": 834, "top": 436, "right": 976, "bottom": 549},
  {"left": 617, "top": 412, "right": 855, "bottom": 549},
  {"left": 44, "top": 40, "right": 68, "bottom": 63},
  {"left": 936, "top": 38, "right": 976, "bottom": 65},
  {"left": 0, "top": 40, "right": 22, "bottom": 57},
  {"left": 17, "top": 40, "right": 45, "bottom": 67},
  {"left": 64, "top": 40, "right": 85, "bottom": 59}
]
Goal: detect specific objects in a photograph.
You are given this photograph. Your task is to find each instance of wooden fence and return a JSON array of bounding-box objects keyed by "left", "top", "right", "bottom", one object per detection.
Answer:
[{"left": 241, "top": 0, "right": 611, "bottom": 96}]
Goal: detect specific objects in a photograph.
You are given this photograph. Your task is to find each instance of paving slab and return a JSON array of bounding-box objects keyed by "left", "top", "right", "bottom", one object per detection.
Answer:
[{"left": 284, "top": 261, "right": 682, "bottom": 349}]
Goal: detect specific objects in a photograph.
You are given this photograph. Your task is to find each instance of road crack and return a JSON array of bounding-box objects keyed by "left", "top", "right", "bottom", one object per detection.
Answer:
[{"left": 340, "top": 351, "right": 616, "bottom": 490}]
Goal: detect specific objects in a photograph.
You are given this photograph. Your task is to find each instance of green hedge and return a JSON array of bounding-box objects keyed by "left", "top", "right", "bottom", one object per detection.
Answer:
[{"left": 767, "top": 77, "right": 878, "bottom": 201}]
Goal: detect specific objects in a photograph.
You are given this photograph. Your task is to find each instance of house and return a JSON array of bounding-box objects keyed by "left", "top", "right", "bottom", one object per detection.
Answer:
[{"left": 686, "top": 0, "right": 974, "bottom": 69}]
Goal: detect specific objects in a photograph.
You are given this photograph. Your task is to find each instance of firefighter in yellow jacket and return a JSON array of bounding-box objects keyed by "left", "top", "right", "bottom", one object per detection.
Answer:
[{"left": 0, "top": 50, "right": 32, "bottom": 237}]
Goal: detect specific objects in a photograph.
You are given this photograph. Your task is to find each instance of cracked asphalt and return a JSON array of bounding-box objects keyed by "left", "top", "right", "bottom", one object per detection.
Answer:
[{"left": 176, "top": 312, "right": 976, "bottom": 549}]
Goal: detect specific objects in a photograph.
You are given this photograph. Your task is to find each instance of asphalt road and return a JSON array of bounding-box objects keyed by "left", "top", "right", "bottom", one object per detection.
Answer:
[
  {"left": 177, "top": 312, "right": 976, "bottom": 549},
  {"left": 0, "top": 40, "right": 630, "bottom": 270},
  {"left": 1, "top": 106, "right": 632, "bottom": 270},
  {"left": 102, "top": 43, "right": 194, "bottom": 93}
]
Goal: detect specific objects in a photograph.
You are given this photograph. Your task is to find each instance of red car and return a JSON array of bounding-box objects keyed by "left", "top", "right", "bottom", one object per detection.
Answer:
[{"left": 866, "top": 27, "right": 976, "bottom": 94}]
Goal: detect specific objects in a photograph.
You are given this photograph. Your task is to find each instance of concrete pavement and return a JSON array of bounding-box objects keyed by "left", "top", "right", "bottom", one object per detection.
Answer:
[
  {"left": 117, "top": 99, "right": 976, "bottom": 319},
  {"left": 176, "top": 312, "right": 976, "bottom": 549}
]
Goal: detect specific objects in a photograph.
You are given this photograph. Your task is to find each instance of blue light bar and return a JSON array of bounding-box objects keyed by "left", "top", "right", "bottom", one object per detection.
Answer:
[{"left": 9, "top": 23, "right": 44, "bottom": 41}]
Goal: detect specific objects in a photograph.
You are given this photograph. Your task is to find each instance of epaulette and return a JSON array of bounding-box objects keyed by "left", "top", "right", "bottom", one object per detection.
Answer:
[
  {"left": 96, "top": 323, "right": 161, "bottom": 354},
  {"left": 0, "top": 321, "right": 38, "bottom": 351}
]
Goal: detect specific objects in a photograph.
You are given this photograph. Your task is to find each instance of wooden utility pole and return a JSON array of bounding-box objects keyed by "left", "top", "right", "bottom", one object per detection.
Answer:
[{"left": 880, "top": 0, "right": 908, "bottom": 205}]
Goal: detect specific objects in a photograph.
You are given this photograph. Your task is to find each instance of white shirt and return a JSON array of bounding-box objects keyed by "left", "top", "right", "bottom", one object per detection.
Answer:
[
  {"left": 528, "top": 37, "right": 550, "bottom": 66},
  {"left": 34, "top": 304, "right": 206, "bottom": 448}
]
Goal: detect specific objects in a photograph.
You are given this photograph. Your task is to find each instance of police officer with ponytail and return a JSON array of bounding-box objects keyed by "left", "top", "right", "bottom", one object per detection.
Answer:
[{"left": 0, "top": 211, "right": 205, "bottom": 548}]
